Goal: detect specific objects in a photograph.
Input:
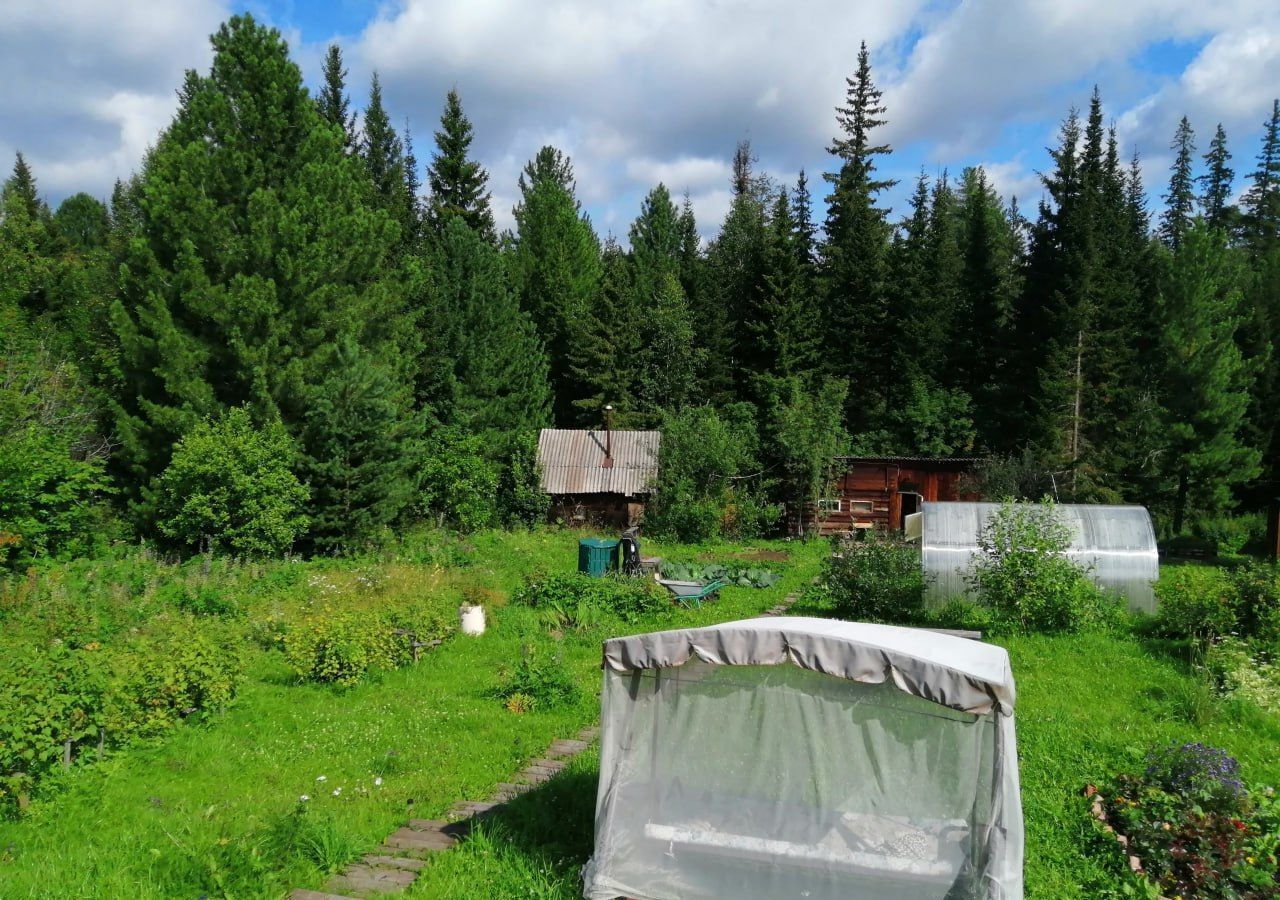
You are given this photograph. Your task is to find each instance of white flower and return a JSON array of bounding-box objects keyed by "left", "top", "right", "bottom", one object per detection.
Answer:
[
  {"left": 299, "top": 795, "right": 310, "bottom": 802},
  {"left": 374, "top": 777, "right": 383, "bottom": 787},
  {"left": 316, "top": 775, "right": 327, "bottom": 782},
  {"left": 332, "top": 787, "right": 342, "bottom": 796}
]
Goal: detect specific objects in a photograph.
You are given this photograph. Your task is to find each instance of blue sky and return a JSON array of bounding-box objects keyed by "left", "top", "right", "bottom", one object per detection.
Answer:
[{"left": 3, "top": 1, "right": 1279, "bottom": 241}]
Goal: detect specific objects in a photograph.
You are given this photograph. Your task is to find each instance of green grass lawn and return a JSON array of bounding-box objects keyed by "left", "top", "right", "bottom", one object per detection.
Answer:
[
  {"left": 0, "top": 530, "right": 824, "bottom": 898},
  {"left": 405, "top": 631, "right": 1280, "bottom": 899}
]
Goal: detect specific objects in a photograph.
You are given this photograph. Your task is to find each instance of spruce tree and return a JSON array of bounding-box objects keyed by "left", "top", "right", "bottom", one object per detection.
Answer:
[
  {"left": 509, "top": 145, "right": 602, "bottom": 423},
  {"left": 429, "top": 217, "right": 551, "bottom": 439},
  {"left": 822, "top": 42, "right": 896, "bottom": 435},
  {"left": 110, "top": 14, "right": 417, "bottom": 536},
  {"left": 1159, "top": 221, "right": 1260, "bottom": 532},
  {"left": 568, "top": 237, "right": 642, "bottom": 422},
  {"left": 1199, "top": 124, "right": 1235, "bottom": 233},
  {"left": 792, "top": 169, "right": 818, "bottom": 270},
  {"left": 316, "top": 43, "right": 356, "bottom": 151},
  {"left": 1160, "top": 116, "right": 1197, "bottom": 250},
  {"left": 8, "top": 154, "right": 44, "bottom": 219},
  {"left": 361, "top": 74, "right": 417, "bottom": 248},
  {"left": 750, "top": 188, "right": 819, "bottom": 380},
  {"left": 425, "top": 89, "right": 495, "bottom": 242}
]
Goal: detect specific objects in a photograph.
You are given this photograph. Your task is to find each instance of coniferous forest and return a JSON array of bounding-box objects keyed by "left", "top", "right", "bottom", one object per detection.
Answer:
[{"left": 3, "top": 14, "right": 1279, "bottom": 562}]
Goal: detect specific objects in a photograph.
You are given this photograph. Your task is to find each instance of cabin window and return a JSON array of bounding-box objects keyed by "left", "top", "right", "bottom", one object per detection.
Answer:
[
  {"left": 817, "top": 498, "right": 841, "bottom": 514},
  {"left": 846, "top": 500, "right": 874, "bottom": 514}
]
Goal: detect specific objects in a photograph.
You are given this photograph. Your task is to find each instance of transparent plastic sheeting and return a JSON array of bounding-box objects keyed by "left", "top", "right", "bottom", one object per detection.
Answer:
[
  {"left": 920, "top": 502, "right": 1159, "bottom": 614},
  {"left": 584, "top": 621, "right": 1023, "bottom": 900}
]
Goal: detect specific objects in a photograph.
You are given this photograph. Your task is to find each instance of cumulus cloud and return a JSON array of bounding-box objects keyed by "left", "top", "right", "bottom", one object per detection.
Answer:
[{"left": 0, "top": 0, "right": 229, "bottom": 199}]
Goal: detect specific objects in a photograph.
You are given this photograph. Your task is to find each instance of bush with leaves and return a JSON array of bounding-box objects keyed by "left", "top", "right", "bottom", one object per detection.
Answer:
[
  {"left": 498, "top": 430, "right": 549, "bottom": 528},
  {"left": 1231, "top": 560, "right": 1280, "bottom": 647},
  {"left": 416, "top": 427, "right": 500, "bottom": 531},
  {"left": 1154, "top": 566, "right": 1239, "bottom": 644},
  {"left": 283, "top": 603, "right": 451, "bottom": 686},
  {"left": 495, "top": 644, "right": 579, "bottom": 711},
  {"left": 967, "top": 501, "right": 1117, "bottom": 633},
  {"left": 816, "top": 532, "right": 926, "bottom": 623},
  {"left": 152, "top": 408, "right": 309, "bottom": 556}
]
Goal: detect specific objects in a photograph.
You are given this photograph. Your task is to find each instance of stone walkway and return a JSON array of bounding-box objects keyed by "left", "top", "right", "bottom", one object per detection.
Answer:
[{"left": 290, "top": 591, "right": 799, "bottom": 899}]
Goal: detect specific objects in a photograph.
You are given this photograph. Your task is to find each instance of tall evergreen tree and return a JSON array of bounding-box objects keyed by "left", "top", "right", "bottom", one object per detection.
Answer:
[
  {"left": 508, "top": 146, "right": 602, "bottom": 423},
  {"left": 428, "top": 217, "right": 551, "bottom": 438},
  {"left": 749, "top": 188, "right": 819, "bottom": 380},
  {"left": 316, "top": 43, "right": 356, "bottom": 151},
  {"left": 1159, "top": 221, "right": 1260, "bottom": 532},
  {"left": 425, "top": 89, "right": 495, "bottom": 242},
  {"left": 567, "top": 237, "right": 642, "bottom": 422},
  {"left": 1242, "top": 100, "right": 1280, "bottom": 252},
  {"left": 109, "top": 15, "right": 418, "bottom": 536},
  {"left": 7, "top": 153, "right": 43, "bottom": 219},
  {"left": 360, "top": 74, "right": 417, "bottom": 248},
  {"left": 1199, "top": 124, "right": 1235, "bottom": 232},
  {"left": 792, "top": 169, "right": 818, "bottom": 270},
  {"left": 822, "top": 42, "right": 896, "bottom": 435},
  {"left": 1160, "top": 116, "right": 1197, "bottom": 250}
]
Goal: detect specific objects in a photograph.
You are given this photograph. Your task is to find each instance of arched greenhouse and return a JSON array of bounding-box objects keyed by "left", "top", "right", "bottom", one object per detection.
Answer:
[{"left": 920, "top": 502, "right": 1159, "bottom": 614}]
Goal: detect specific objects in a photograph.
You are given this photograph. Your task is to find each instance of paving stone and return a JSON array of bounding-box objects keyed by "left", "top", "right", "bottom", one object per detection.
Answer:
[
  {"left": 363, "top": 855, "right": 427, "bottom": 872},
  {"left": 546, "top": 739, "right": 588, "bottom": 758},
  {"left": 529, "top": 758, "right": 567, "bottom": 771},
  {"left": 291, "top": 891, "right": 352, "bottom": 900},
  {"left": 328, "top": 863, "right": 416, "bottom": 893},
  {"left": 385, "top": 827, "right": 457, "bottom": 851},
  {"left": 408, "top": 818, "right": 470, "bottom": 839}
]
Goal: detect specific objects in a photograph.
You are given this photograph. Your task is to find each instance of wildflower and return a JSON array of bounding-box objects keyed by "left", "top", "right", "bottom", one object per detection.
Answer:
[
  {"left": 374, "top": 777, "right": 383, "bottom": 787},
  {"left": 299, "top": 795, "right": 310, "bottom": 802},
  {"left": 316, "top": 775, "right": 327, "bottom": 782},
  {"left": 332, "top": 787, "right": 342, "bottom": 797}
]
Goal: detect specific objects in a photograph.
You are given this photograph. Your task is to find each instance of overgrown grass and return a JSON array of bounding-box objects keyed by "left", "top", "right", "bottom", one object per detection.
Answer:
[{"left": 0, "top": 529, "right": 823, "bottom": 897}]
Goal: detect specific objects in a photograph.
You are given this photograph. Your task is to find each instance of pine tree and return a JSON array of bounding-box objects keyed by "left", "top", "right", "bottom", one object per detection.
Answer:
[
  {"left": 360, "top": 74, "right": 417, "bottom": 248},
  {"left": 1199, "top": 124, "right": 1235, "bottom": 233},
  {"left": 822, "top": 42, "right": 896, "bottom": 434},
  {"left": 1159, "top": 221, "right": 1260, "bottom": 532},
  {"left": 1160, "top": 116, "right": 1197, "bottom": 250},
  {"left": 509, "top": 146, "right": 602, "bottom": 423},
  {"left": 110, "top": 14, "right": 417, "bottom": 535},
  {"left": 316, "top": 43, "right": 356, "bottom": 151},
  {"left": 425, "top": 89, "right": 495, "bottom": 242}
]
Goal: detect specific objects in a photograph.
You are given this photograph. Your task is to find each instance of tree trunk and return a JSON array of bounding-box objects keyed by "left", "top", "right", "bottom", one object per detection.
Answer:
[
  {"left": 1172, "top": 469, "right": 1189, "bottom": 535},
  {"left": 1070, "top": 329, "right": 1084, "bottom": 494}
]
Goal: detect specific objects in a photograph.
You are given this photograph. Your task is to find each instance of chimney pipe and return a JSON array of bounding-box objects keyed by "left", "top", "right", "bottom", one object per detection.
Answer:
[{"left": 602, "top": 404, "right": 615, "bottom": 468}]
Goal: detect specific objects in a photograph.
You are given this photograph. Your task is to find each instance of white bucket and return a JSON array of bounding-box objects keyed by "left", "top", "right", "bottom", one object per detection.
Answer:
[{"left": 459, "top": 604, "right": 486, "bottom": 636}]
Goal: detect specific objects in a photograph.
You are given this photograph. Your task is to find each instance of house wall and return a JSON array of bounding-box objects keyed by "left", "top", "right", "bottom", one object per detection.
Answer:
[
  {"left": 812, "top": 461, "right": 975, "bottom": 536},
  {"left": 549, "top": 494, "right": 646, "bottom": 529}
]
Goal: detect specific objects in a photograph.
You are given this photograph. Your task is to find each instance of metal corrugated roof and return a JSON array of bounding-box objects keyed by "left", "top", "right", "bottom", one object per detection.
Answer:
[
  {"left": 834, "top": 455, "right": 982, "bottom": 464},
  {"left": 537, "top": 428, "right": 660, "bottom": 496}
]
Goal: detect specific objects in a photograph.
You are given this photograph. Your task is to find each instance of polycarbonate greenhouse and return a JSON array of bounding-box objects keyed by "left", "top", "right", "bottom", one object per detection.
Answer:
[
  {"left": 920, "top": 502, "right": 1159, "bottom": 613},
  {"left": 583, "top": 617, "right": 1024, "bottom": 900}
]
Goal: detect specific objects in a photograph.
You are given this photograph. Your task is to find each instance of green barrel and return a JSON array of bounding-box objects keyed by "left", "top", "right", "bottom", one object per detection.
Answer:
[{"left": 578, "top": 538, "right": 620, "bottom": 577}]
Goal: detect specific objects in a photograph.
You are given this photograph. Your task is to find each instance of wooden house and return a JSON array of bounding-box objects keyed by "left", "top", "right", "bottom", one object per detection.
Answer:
[
  {"left": 537, "top": 427, "right": 660, "bottom": 527},
  {"left": 811, "top": 456, "right": 980, "bottom": 535}
]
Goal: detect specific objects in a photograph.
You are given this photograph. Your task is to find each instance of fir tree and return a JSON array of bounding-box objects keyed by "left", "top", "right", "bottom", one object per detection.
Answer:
[
  {"left": 1160, "top": 116, "right": 1197, "bottom": 250},
  {"left": 1242, "top": 100, "right": 1280, "bottom": 253},
  {"left": 1199, "top": 124, "right": 1235, "bottom": 232},
  {"left": 568, "top": 237, "right": 642, "bottom": 422},
  {"left": 360, "top": 74, "right": 417, "bottom": 248},
  {"left": 822, "top": 41, "right": 896, "bottom": 434},
  {"left": 1159, "top": 221, "right": 1260, "bottom": 532},
  {"left": 791, "top": 169, "right": 818, "bottom": 269},
  {"left": 316, "top": 43, "right": 356, "bottom": 151},
  {"left": 429, "top": 217, "right": 551, "bottom": 438},
  {"left": 425, "top": 89, "right": 495, "bottom": 242},
  {"left": 750, "top": 188, "right": 819, "bottom": 380},
  {"left": 7, "top": 153, "right": 43, "bottom": 219},
  {"left": 509, "top": 146, "right": 602, "bottom": 423}
]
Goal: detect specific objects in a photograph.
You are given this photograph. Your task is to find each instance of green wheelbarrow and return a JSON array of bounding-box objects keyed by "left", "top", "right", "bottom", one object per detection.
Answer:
[{"left": 657, "top": 578, "right": 727, "bottom": 608}]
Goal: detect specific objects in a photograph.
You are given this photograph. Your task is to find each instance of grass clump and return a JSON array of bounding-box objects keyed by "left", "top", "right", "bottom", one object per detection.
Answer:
[{"left": 511, "top": 572, "right": 667, "bottom": 631}]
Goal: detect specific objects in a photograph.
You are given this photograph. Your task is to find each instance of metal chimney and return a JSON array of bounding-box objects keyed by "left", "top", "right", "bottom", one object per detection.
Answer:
[{"left": 602, "top": 404, "right": 615, "bottom": 468}]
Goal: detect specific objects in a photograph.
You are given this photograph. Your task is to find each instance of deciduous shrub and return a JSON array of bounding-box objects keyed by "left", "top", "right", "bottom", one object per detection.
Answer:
[
  {"left": 1231, "top": 561, "right": 1280, "bottom": 647},
  {"left": 1154, "top": 566, "right": 1238, "bottom": 644},
  {"left": 816, "top": 532, "right": 925, "bottom": 623},
  {"left": 153, "top": 408, "right": 309, "bottom": 556},
  {"left": 416, "top": 427, "right": 500, "bottom": 531},
  {"left": 283, "top": 603, "right": 451, "bottom": 686},
  {"left": 495, "top": 645, "right": 579, "bottom": 711},
  {"left": 1204, "top": 638, "right": 1280, "bottom": 715},
  {"left": 967, "top": 501, "right": 1117, "bottom": 633}
]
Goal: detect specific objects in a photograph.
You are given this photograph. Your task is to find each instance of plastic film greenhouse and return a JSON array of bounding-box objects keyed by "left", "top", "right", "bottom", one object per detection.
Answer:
[
  {"left": 583, "top": 617, "right": 1024, "bottom": 900},
  {"left": 920, "top": 502, "right": 1159, "bottom": 613}
]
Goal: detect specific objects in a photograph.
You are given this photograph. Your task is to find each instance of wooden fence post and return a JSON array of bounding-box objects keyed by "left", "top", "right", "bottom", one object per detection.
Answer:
[{"left": 62, "top": 738, "right": 72, "bottom": 768}]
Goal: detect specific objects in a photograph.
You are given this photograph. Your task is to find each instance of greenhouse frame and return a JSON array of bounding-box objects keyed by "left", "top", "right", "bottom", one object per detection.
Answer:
[
  {"left": 920, "top": 501, "right": 1159, "bottom": 613},
  {"left": 584, "top": 617, "right": 1024, "bottom": 900}
]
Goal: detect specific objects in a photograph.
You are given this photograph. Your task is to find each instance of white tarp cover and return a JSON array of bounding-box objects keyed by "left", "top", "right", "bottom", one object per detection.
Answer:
[
  {"left": 584, "top": 618, "right": 1023, "bottom": 900},
  {"left": 920, "top": 502, "right": 1159, "bottom": 613}
]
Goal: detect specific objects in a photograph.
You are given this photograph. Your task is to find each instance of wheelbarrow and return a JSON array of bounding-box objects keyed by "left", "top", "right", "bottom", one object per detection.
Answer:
[{"left": 656, "top": 578, "right": 727, "bottom": 608}]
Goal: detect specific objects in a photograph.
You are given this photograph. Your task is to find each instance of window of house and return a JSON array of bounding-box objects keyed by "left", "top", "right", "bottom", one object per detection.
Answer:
[{"left": 817, "top": 498, "right": 841, "bottom": 514}]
